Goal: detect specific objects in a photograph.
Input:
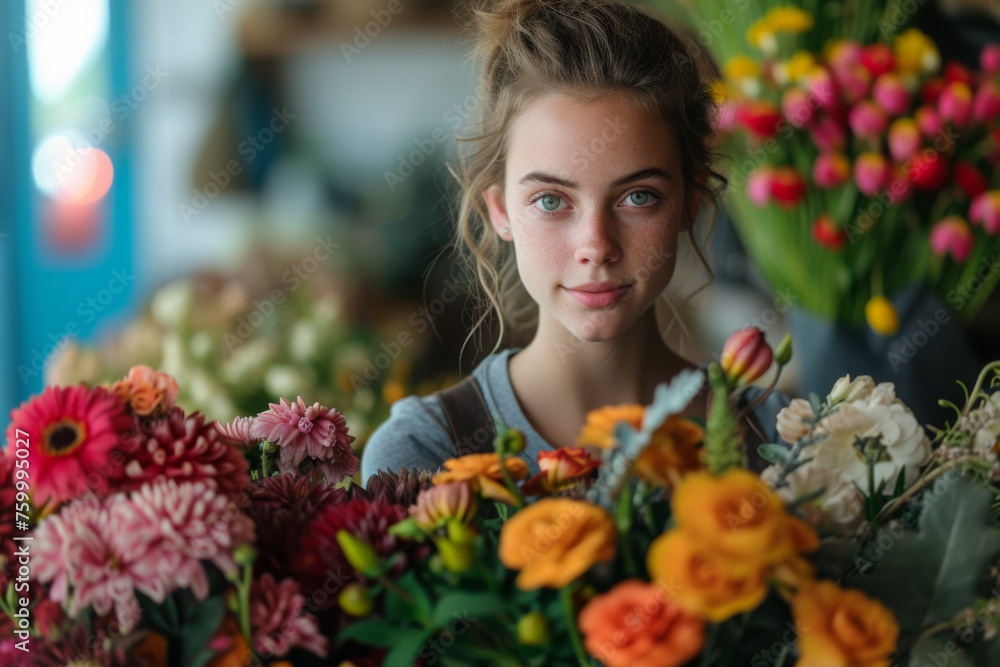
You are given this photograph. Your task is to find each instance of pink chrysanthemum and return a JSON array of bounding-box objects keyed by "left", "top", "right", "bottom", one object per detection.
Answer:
[
  {"left": 251, "top": 397, "right": 359, "bottom": 484},
  {"left": 250, "top": 573, "right": 329, "bottom": 659},
  {"left": 33, "top": 494, "right": 162, "bottom": 633},
  {"left": 5, "top": 385, "right": 133, "bottom": 504},
  {"left": 118, "top": 407, "right": 250, "bottom": 498},
  {"left": 127, "top": 478, "right": 256, "bottom": 596},
  {"left": 216, "top": 416, "right": 261, "bottom": 448}
]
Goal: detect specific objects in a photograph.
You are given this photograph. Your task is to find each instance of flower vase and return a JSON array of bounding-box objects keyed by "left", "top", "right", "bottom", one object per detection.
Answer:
[{"left": 786, "top": 282, "right": 981, "bottom": 427}]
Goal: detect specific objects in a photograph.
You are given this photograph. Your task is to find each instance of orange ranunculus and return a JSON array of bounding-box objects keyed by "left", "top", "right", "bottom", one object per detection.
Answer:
[
  {"left": 432, "top": 453, "right": 529, "bottom": 505},
  {"left": 498, "top": 497, "right": 616, "bottom": 590},
  {"left": 110, "top": 364, "right": 180, "bottom": 417},
  {"left": 672, "top": 469, "right": 819, "bottom": 573},
  {"left": 632, "top": 415, "right": 705, "bottom": 487},
  {"left": 576, "top": 404, "right": 645, "bottom": 449},
  {"left": 647, "top": 530, "right": 769, "bottom": 622},
  {"left": 521, "top": 447, "right": 601, "bottom": 496},
  {"left": 792, "top": 580, "right": 899, "bottom": 667},
  {"left": 578, "top": 579, "right": 706, "bottom": 667}
]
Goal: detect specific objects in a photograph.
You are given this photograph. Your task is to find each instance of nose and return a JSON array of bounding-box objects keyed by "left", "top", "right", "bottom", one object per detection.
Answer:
[{"left": 573, "top": 207, "right": 621, "bottom": 266}]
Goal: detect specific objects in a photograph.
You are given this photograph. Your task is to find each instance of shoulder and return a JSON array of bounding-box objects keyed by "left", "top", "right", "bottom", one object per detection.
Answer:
[{"left": 360, "top": 394, "right": 459, "bottom": 483}]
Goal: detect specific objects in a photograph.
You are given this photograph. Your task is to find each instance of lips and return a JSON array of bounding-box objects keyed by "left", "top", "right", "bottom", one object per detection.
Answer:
[{"left": 563, "top": 281, "right": 633, "bottom": 308}]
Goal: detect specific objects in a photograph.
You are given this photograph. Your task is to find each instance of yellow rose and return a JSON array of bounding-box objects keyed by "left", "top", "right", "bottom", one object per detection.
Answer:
[
  {"left": 792, "top": 580, "right": 899, "bottom": 667},
  {"left": 498, "top": 498, "right": 616, "bottom": 590},
  {"left": 672, "top": 470, "right": 819, "bottom": 574},
  {"left": 647, "top": 531, "right": 769, "bottom": 623}
]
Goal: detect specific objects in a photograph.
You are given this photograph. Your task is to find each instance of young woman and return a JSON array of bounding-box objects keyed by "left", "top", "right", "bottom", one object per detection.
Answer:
[{"left": 361, "top": 0, "right": 789, "bottom": 481}]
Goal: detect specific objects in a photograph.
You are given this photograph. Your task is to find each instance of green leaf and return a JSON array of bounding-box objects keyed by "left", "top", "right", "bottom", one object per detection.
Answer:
[
  {"left": 907, "top": 636, "right": 975, "bottom": 666},
  {"left": 757, "top": 443, "right": 791, "bottom": 464},
  {"left": 337, "top": 618, "right": 410, "bottom": 647},
  {"left": 386, "top": 571, "right": 432, "bottom": 622},
  {"left": 847, "top": 475, "right": 1000, "bottom": 634},
  {"left": 383, "top": 628, "right": 436, "bottom": 667},
  {"left": 177, "top": 595, "right": 225, "bottom": 666},
  {"left": 431, "top": 591, "right": 508, "bottom": 628}
]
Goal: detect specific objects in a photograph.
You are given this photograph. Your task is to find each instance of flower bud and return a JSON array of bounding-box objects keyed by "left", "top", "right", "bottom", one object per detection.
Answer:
[
  {"left": 495, "top": 427, "right": 526, "bottom": 456},
  {"left": 938, "top": 81, "right": 972, "bottom": 128},
  {"left": 812, "top": 151, "right": 850, "bottom": 188},
  {"left": 906, "top": 150, "right": 949, "bottom": 192},
  {"left": 445, "top": 517, "right": 477, "bottom": 545},
  {"left": 872, "top": 73, "right": 909, "bottom": 115},
  {"left": 747, "top": 166, "right": 775, "bottom": 207},
  {"left": 737, "top": 100, "right": 782, "bottom": 138},
  {"left": 973, "top": 80, "right": 1000, "bottom": 124},
  {"left": 782, "top": 88, "right": 815, "bottom": 127},
  {"left": 914, "top": 106, "right": 941, "bottom": 137},
  {"left": 865, "top": 296, "right": 899, "bottom": 336},
  {"left": 774, "top": 333, "right": 792, "bottom": 366},
  {"left": 770, "top": 167, "right": 807, "bottom": 210},
  {"left": 930, "top": 216, "right": 973, "bottom": 263},
  {"left": 721, "top": 327, "right": 774, "bottom": 386},
  {"left": 811, "top": 214, "right": 847, "bottom": 251},
  {"left": 435, "top": 537, "right": 475, "bottom": 574},
  {"left": 953, "top": 160, "right": 988, "bottom": 199},
  {"left": 849, "top": 100, "right": 888, "bottom": 139},
  {"left": 887, "top": 118, "right": 920, "bottom": 163},
  {"left": 516, "top": 612, "right": 550, "bottom": 645},
  {"left": 981, "top": 43, "right": 1000, "bottom": 74},
  {"left": 854, "top": 152, "right": 891, "bottom": 196},
  {"left": 335, "top": 530, "right": 380, "bottom": 577},
  {"left": 337, "top": 583, "right": 373, "bottom": 618}
]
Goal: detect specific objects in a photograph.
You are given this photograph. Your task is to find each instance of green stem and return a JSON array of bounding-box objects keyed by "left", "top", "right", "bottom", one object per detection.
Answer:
[
  {"left": 698, "top": 623, "right": 720, "bottom": 667},
  {"left": 560, "top": 585, "right": 589, "bottom": 667},
  {"left": 238, "top": 561, "right": 252, "bottom": 642},
  {"left": 497, "top": 449, "right": 526, "bottom": 509},
  {"left": 962, "top": 361, "right": 1000, "bottom": 416},
  {"left": 615, "top": 480, "right": 638, "bottom": 577}
]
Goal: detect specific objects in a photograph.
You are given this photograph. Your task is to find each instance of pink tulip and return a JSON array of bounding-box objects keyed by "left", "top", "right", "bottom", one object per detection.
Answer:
[
  {"left": 938, "top": 81, "right": 973, "bottom": 128},
  {"left": 827, "top": 40, "right": 863, "bottom": 75},
  {"left": 849, "top": 100, "right": 888, "bottom": 138},
  {"left": 854, "top": 152, "right": 891, "bottom": 196},
  {"left": 811, "top": 114, "right": 847, "bottom": 150},
  {"left": 813, "top": 151, "right": 851, "bottom": 188},
  {"left": 872, "top": 73, "right": 910, "bottom": 116},
  {"left": 980, "top": 43, "right": 1000, "bottom": 75},
  {"left": 782, "top": 88, "right": 816, "bottom": 127},
  {"left": 914, "top": 106, "right": 942, "bottom": 137},
  {"left": 835, "top": 64, "right": 873, "bottom": 104},
  {"left": 888, "top": 118, "right": 921, "bottom": 162},
  {"left": 715, "top": 101, "right": 737, "bottom": 133},
  {"left": 930, "top": 216, "right": 973, "bottom": 262},
  {"left": 972, "top": 80, "right": 1000, "bottom": 124},
  {"left": 806, "top": 67, "right": 840, "bottom": 111},
  {"left": 969, "top": 191, "right": 1000, "bottom": 235},
  {"left": 721, "top": 327, "right": 773, "bottom": 386},
  {"left": 747, "top": 166, "right": 775, "bottom": 207}
]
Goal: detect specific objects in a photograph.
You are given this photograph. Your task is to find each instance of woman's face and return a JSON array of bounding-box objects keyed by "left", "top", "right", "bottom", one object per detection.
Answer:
[{"left": 482, "top": 91, "right": 698, "bottom": 343}]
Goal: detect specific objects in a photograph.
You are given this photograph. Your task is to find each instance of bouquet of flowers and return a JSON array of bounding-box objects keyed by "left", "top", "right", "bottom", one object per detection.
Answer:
[
  {"left": 4, "top": 328, "right": 1000, "bottom": 665},
  {"left": 665, "top": 1, "right": 1000, "bottom": 333}
]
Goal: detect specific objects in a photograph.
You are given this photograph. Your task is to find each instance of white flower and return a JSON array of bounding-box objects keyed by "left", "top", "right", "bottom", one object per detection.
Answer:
[
  {"left": 810, "top": 399, "right": 931, "bottom": 492},
  {"left": 761, "top": 461, "right": 864, "bottom": 535},
  {"left": 776, "top": 398, "right": 815, "bottom": 444},
  {"left": 827, "top": 374, "right": 876, "bottom": 404}
]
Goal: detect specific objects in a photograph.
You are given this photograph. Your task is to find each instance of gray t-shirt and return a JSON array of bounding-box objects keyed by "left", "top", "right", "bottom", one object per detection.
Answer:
[{"left": 360, "top": 347, "right": 790, "bottom": 482}]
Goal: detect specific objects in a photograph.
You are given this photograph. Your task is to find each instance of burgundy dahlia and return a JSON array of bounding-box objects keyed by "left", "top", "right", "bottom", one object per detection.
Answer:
[
  {"left": 349, "top": 467, "right": 434, "bottom": 507},
  {"left": 117, "top": 407, "right": 250, "bottom": 498},
  {"left": 250, "top": 573, "right": 329, "bottom": 659}
]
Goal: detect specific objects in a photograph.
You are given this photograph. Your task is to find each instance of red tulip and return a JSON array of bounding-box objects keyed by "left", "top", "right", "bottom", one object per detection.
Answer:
[
  {"left": 954, "top": 160, "right": 988, "bottom": 198},
  {"left": 810, "top": 114, "right": 847, "bottom": 151},
  {"left": 770, "top": 167, "right": 807, "bottom": 209},
  {"left": 811, "top": 213, "right": 848, "bottom": 251},
  {"left": 860, "top": 43, "right": 896, "bottom": 77},
  {"left": 813, "top": 151, "right": 851, "bottom": 188},
  {"left": 907, "top": 151, "right": 949, "bottom": 191},
  {"left": 921, "top": 77, "right": 945, "bottom": 105},
  {"left": 721, "top": 327, "right": 773, "bottom": 386},
  {"left": 737, "top": 101, "right": 783, "bottom": 139},
  {"left": 944, "top": 61, "right": 974, "bottom": 87}
]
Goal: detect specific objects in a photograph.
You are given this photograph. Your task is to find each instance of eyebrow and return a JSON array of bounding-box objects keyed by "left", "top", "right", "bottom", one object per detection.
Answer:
[{"left": 516, "top": 167, "right": 673, "bottom": 189}]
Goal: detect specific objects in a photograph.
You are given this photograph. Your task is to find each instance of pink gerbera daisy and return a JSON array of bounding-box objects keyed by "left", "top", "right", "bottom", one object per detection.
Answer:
[
  {"left": 251, "top": 397, "right": 359, "bottom": 484},
  {"left": 4, "top": 385, "right": 133, "bottom": 504}
]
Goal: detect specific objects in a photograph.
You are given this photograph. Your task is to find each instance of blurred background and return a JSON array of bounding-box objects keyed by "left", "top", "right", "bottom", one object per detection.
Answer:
[{"left": 2, "top": 0, "right": 999, "bottom": 449}]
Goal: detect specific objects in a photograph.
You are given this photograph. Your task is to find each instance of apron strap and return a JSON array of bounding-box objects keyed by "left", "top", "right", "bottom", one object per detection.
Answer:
[{"left": 433, "top": 375, "right": 498, "bottom": 456}]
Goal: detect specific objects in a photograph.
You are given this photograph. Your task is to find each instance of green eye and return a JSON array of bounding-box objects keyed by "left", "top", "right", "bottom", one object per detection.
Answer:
[
  {"left": 629, "top": 191, "right": 651, "bottom": 206},
  {"left": 539, "top": 195, "right": 561, "bottom": 211}
]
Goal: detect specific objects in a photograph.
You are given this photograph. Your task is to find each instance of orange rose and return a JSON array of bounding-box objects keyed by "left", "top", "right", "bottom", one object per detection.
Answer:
[
  {"left": 576, "top": 404, "right": 645, "bottom": 449},
  {"left": 521, "top": 447, "right": 601, "bottom": 496},
  {"left": 578, "top": 579, "right": 705, "bottom": 667},
  {"left": 498, "top": 497, "right": 616, "bottom": 590},
  {"left": 792, "top": 580, "right": 899, "bottom": 667},
  {"left": 111, "top": 365, "right": 180, "bottom": 417},
  {"left": 646, "top": 530, "right": 769, "bottom": 622},
  {"left": 672, "top": 469, "right": 818, "bottom": 574},
  {"left": 633, "top": 415, "right": 705, "bottom": 487},
  {"left": 432, "top": 453, "right": 529, "bottom": 505}
]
